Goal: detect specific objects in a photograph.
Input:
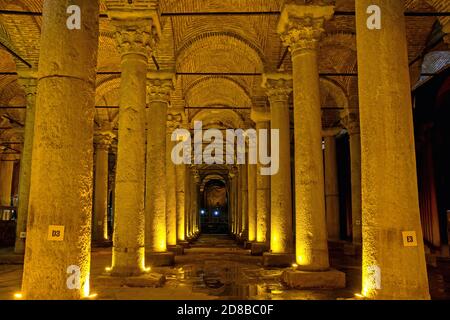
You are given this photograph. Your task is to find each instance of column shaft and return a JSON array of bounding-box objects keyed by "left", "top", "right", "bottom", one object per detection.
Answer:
[
  {"left": 324, "top": 135, "right": 340, "bottom": 240},
  {"left": 356, "top": 0, "right": 429, "bottom": 299},
  {"left": 166, "top": 136, "right": 177, "bottom": 246},
  {"left": 255, "top": 122, "right": 270, "bottom": 244},
  {"left": 176, "top": 165, "right": 186, "bottom": 241},
  {"left": 349, "top": 129, "right": 362, "bottom": 245},
  {"left": 93, "top": 139, "right": 111, "bottom": 242},
  {"left": 0, "top": 161, "right": 13, "bottom": 208},
  {"left": 21, "top": 0, "right": 99, "bottom": 299},
  {"left": 14, "top": 73, "right": 36, "bottom": 252},
  {"left": 240, "top": 164, "right": 248, "bottom": 239},
  {"left": 247, "top": 163, "right": 257, "bottom": 242}
]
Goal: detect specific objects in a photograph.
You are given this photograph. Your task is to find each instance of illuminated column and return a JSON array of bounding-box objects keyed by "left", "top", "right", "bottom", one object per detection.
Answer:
[
  {"left": 192, "top": 170, "right": 200, "bottom": 235},
  {"left": 278, "top": 4, "right": 333, "bottom": 271},
  {"left": 240, "top": 163, "right": 248, "bottom": 240},
  {"left": 92, "top": 132, "right": 114, "bottom": 243},
  {"left": 228, "top": 170, "right": 236, "bottom": 235},
  {"left": 21, "top": 0, "right": 99, "bottom": 299},
  {"left": 14, "top": 71, "right": 37, "bottom": 252},
  {"left": 146, "top": 72, "right": 175, "bottom": 266},
  {"left": 342, "top": 112, "right": 362, "bottom": 252},
  {"left": 323, "top": 129, "right": 341, "bottom": 241},
  {"left": 0, "top": 160, "right": 13, "bottom": 214},
  {"left": 356, "top": 0, "right": 429, "bottom": 299},
  {"left": 176, "top": 164, "right": 186, "bottom": 242},
  {"left": 108, "top": 7, "right": 159, "bottom": 275},
  {"left": 250, "top": 108, "right": 270, "bottom": 255},
  {"left": 262, "top": 73, "right": 294, "bottom": 266},
  {"left": 166, "top": 111, "right": 184, "bottom": 254},
  {"left": 185, "top": 167, "right": 192, "bottom": 238},
  {"left": 247, "top": 162, "right": 257, "bottom": 243}
]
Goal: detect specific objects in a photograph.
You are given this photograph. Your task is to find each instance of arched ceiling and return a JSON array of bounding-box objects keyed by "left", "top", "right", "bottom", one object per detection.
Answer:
[{"left": 0, "top": 0, "right": 448, "bottom": 152}]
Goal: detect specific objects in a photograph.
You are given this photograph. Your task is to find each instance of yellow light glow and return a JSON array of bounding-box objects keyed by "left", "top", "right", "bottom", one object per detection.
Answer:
[
  {"left": 105, "top": 266, "right": 111, "bottom": 272},
  {"left": 82, "top": 274, "right": 90, "bottom": 298},
  {"left": 292, "top": 263, "right": 298, "bottom": 268},
  {"left": 354, "top": 293, "right": 365, "bottom": 299},
  {"left": 144, "top": 266, "right": 151, "bottom": 272},
  {"left": 85, "top": 293, "right": 98, "bottom": 299},
  {"left": 13, "top": 292, "right": 23, "bottom": 299}
]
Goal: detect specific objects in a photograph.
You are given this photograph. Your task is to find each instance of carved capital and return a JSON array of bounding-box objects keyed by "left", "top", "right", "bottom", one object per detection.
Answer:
[
  {"left": 341, "top": 112, "right": 360, "bottom": 135},
  {"left": 167, "top": 111, "right": 185, "bottom": 133},
  {"left": 262, "top": 73, "right": 293, "bottom": 103},
  {"left": 147, "top": 72, "right": 175, "bottom": 103},
  {"left": 277, "top": 4, "right": 334, "bottom": 54},
  {"left": 95, "top": 131, "right": 115, "bottom": 150},
  {"left": 112, "top": 20, "right": 157, "bottom": 58}
]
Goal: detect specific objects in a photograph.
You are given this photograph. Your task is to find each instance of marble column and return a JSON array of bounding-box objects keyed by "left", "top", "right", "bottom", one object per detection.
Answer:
[
  {"left": 166, "top": 111, "right": 184, "bottom": 254},
  {"left": 109, "top": 10, "right": 157, "bottom": 276},
  {"left": 185, "top": 167, "right": 192, "bottom": 238},
  {"left": 192, "top": 169, "right": 200, "bottom": 235},
  {"left": 176, "top": 164, "right": 186, "bottom": 243},
  {"left": 356, "top": 0, "right": 429, "bottom": 299},
  {"left": 323, "top": 129, "right": 341, "bottom": 241},
  {"left": 262, "top": 73, "right": 294, "bottom": 266},
  {"left": 21, "top": 0, "right": 99, "bottom": 299},
  {"left": 278, "top": 4, "right": 333, "bottom": 271},
  {"left": 250, "top": 108, "right": 270, "bottom": 255},
  {"left": 146, "top": 72, "right": 175, "bottom": 266},
  {"left": 0, "top": 160, "right": 13, "bottom": 214},
  {"left": 14, "top": 71, "right": 37, "bottom": 253},
  {"left": 247, "top": 161, "right": 257, "bottom": 243},
  {"left": 92, "top": 132, "right": 114, "bottom": 243},
  {"left": 240, "top": 164, "right": 248, "bottom": 240},
  {"left": 229, "top": 170, "right": 236, "bottom": 235},
  {"left": 342, "top": 112, "right": 362, "bottom": 253}
]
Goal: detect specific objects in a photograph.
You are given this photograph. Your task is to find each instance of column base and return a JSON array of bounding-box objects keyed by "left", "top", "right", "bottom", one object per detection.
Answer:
[
  {"left": 167, "top": 245, "right": 184, "bottom": 255},
  {"left": 92, "top": 240, "right": 113, "bottom": 248},
  {"left": 282, "top": 269, "right": 346, "bottom": 289},
  {"left": 97, "top": 272, "right": 165, "bottom": 288},
  {"left": 178, "top": 241, "right": 191, "bottom": 248},
  {"left": 343, "top": 242, "right": 362, "bottom": 256},
  {"left": 251, "top": 242, "right": 269, "bottom": 256},
  {"left": 244, "top": 241, "right": 254, "bottom": 250},
  {"left": 146, "top": 251, "right": 175, "bottom": 267},
  {"left": 263, "top": 252, "right": 295, "bottom": 267}
]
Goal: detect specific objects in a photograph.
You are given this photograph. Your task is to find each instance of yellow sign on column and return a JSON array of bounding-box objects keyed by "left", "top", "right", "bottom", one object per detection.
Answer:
[{"left": 48, "top": 225, "right": 65, "bottom": 241}]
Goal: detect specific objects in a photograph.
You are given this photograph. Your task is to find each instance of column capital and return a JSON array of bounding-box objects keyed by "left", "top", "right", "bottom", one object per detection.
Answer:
[
  {"left": 250, "top": 106, "right": 271, "bottom": 123},
  {"left": 94, "top": 131, "right": 115, "bottom": 150},
  {"left": 262, "top": 73, "right": 293, "bottom": 103},
  {"left": 167, "top": 110, "right": 185, "bottom": 133},
  {"left": 147, "top": 71, "right": 175, "bottom": 103},
  {"left": 107, "top": 0, "right": 162, "bottom": 58},
  {"left": 277, "top": 4, "right": 334, "bottom": 53},
  {"left": 341, "top": 111, "right": 360, "bottom": 135}
]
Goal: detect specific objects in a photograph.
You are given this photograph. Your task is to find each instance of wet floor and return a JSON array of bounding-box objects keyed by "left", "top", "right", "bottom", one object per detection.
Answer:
[{"left": 0, "top": 234, "right": 449, "bottom": 300}]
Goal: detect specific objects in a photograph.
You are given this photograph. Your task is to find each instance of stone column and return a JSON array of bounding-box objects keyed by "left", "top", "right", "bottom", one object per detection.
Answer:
[
  {"left": 323, "top": 129, "right": 341, "bottom": 241},
  {"left": 192, "top": 170, "right": 200, "bottom": 236},
  {"left": 146, "top": 72, "right": 175, "bottom": 266},
  {"left": 176, "top": 163, "right": 187, "bottom": 243},
  {"left": 166, "top": 111, "right": 184, "bottom": 254},
  {"left": 278, "top": 4, "right": 345, "bottom": 288},
  {"left": 247, "top": 162, "right": 257, "bottom": 244},
  {"left": 250, "top": 108, "right": 270, "bottom": 255},
  {"left": 342, "top": 112, "right": 362, "bottom": 255},
  {"left": 14, "top": 71, "right": 37, "bottom": 253},
  {"left": 108, "top": 8, "right": 158, "bottom": 276},
  {"left": 356, "top": 0, "right": 429, "bottom": 299},
  {"left": 228, "top": 171, "right": 236, "bottom": 235},
  {"left": 185, "top": 167, "right": 192, "bottom": 238},
  {"left": 21, "top": 0, "right": 99, "bottom": 299},
  {"left": 92, "top": 132, "right": 114, "bottom": 243},
  {"left": 0, "top": 160, "right": 13, "bottom": 213},
  {"left": 262, "top": 73, "right": 294, "bottom": 267},
  {"left": 240, "top": 163, "right": 248, "bottom": 241}
]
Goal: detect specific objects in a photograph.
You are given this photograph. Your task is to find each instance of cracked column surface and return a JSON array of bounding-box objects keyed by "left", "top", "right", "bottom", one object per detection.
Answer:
[
  {"left": 278, "top": 4, "right": 334, "bottom": 270},
  {"left": 263, "top": 73, "right": 293, "bottom": 255},
  {"left": 109, "top": 7, "right": 159, "bottom": 275},
  {"left": 14, "top": 71, "right": 37, "bottom": 254},
  {"left": 93, "top": 132, "right": 114, "bottom": 242},
  {"left": 323, "top": 131, "right": 340, "bottom": 241},
  {"left": 146, "top": 72, "right": 175, "bottom": 253},
  {"left": 21, "top": 0, "right": 99, "bottom": 299},
  {"left": 356, "top": 0, "right": 429, "bottom": 299}
]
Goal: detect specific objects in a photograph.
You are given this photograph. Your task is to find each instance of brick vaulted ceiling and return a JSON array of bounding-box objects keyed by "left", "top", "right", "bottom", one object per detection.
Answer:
[{"left": 0, "top": 0, "right": 449, "bottom": 149}]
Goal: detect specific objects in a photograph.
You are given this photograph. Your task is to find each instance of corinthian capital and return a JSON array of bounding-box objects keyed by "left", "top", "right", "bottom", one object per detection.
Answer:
[
  {"left": 107, "top": 0, "right": 162, "bottom": 57},
  {"left": 147, "top": 71, "right": 175, "bottom": 103},
  {"left": 167, "top": 111, "right": 185, "bottom": 133},
  {"left": 277, "top": 4, "right": 334, "bottom": 53},
  {"left": 95, "top": 131, "right": 115, "bottom": 150},
  {"left": 262, "top": 73, "right": 293, "bottom": 103}
]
